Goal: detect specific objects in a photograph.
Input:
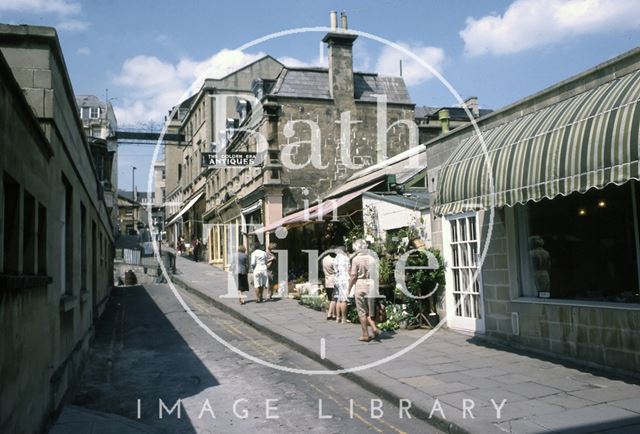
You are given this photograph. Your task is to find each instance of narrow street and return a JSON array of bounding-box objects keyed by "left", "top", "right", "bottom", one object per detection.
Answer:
[{"left": 65, "top": 283, "right": 442, "bottom": 434}]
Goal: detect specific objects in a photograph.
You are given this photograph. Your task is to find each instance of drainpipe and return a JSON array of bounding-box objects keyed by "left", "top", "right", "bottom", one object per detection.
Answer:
[{"left": 438, "top": 109, "right": 450, "bottom": 134}]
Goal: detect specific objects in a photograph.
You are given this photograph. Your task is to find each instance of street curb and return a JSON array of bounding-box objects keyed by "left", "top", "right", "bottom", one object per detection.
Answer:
[{"left": 172, "top": 273, "right": 472, "bottom": 434}]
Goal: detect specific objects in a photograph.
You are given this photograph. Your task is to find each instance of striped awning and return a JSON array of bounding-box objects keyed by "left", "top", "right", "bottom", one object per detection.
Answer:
[
  {"left": 434, "top": 69, "right": 640, "bottom": 216},
  {"left": 166, "top": 191, "right": 204, "bottom": 226}
]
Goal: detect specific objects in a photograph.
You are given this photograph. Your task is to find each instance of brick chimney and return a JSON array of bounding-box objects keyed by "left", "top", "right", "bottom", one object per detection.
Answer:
[{"left": 323, "top": 11, "right": 357, "bottom": 109}]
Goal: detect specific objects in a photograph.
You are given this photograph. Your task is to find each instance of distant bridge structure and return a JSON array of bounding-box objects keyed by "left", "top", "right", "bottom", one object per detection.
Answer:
[{"left": 115, "top": 128, "right": 184, "bottom": 145}]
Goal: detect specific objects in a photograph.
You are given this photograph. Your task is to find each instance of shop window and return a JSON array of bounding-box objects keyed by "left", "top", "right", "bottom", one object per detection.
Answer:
[
  {"left": 22, "top": 191, "right": 36, "bottom": 274},
  {"left": 518, "top": 181, "right": 640, "bottom": 303},
  {"left": 3, "top": 174, "right": 20, "bottom": 274},
  {"left": 37, "top": 204, "right": 47, "bottom": 275}
]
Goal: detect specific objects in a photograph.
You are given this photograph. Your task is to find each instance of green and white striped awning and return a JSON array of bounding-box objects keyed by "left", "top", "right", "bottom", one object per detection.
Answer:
[{"left": 434, "top": 69, "right": 640, "bottom": 216}]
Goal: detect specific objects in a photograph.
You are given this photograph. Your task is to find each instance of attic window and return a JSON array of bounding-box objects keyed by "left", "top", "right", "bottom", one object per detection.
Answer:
[{"left": 90, "top": 107, "right": 100, "bottom": 119}]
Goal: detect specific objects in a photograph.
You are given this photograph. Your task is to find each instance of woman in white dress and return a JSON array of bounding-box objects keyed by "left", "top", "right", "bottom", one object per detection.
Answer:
[
  {"left": 250, "top": 244, "right": 269, "bottom": 303},
  {"left": 333, "top": 246, "right": 351, "bottom": 323}
]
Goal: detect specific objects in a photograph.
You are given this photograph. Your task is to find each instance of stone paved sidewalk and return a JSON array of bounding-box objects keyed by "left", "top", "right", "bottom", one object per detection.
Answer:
[
  {"left": 50, "top": 405, "right": 161, "bottom": 434},
  {"left": 170, "top": 253, "right": 640, "bottom": 434}
]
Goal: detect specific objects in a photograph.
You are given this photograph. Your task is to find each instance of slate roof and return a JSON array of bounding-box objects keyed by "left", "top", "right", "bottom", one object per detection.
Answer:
[
  {"left": 363, "top": 191, "right": 430, "bottom": 210},
  {"left": 415, "top": 105, "right": 493, "bottom": 120},
  {"left": 269, "top": 67, "right": 412, "bottom": 105},
  {"left": 324, "top": 146, "right": 427, "bottom": 199},
  {"left": 76, "top": 94, "right": 107, "bottom": 109}
]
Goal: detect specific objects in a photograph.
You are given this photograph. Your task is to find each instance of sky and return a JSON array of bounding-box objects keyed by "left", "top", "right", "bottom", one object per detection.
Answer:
[{"left": 1, "top": 0, "right": 639, "bottom": 192}]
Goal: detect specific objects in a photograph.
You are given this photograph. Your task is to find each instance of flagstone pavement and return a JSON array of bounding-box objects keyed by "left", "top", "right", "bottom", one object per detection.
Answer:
[{"left": 168, "top": 252, "right": 640, "bottom": 434}]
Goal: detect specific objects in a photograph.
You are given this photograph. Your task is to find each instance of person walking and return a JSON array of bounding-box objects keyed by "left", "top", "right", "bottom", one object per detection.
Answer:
[
  {"left": 266, "top": 242, "right": 278, "bottom": 300},
  {"left": 320, "top": 248, "right": 337, "bottom": 320},
  {"left": 333, "top": 246, "right": 350, "bottom": 323},
  {"left": 192, "top": 236, "right": 200, "bottom": 262},
  {"left": 251, "top": 243, "right": 269, "bottom": 303},
  {"left": 230, "top": 245, "right": 249, "bottom": 304},
  {"left": 348, "top": 239, "right": 380, "bottom": 342}
]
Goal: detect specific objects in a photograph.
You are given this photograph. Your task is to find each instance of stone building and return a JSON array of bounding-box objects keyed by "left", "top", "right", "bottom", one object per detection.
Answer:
[
  {"left": 0, "top": 25, "right": 114, "bottom": 433},
  {"left": 204, "top": 13, "right": 416, "bottom": 269},
  {"left": 76, "top": 94, "right": 119, "bottom": 234},
  {"left": 415, "top": 96, "right": 492, "bottom": 144},
  {"left": 153, "top": 159, "right": 166, "bottom": 237},
  {"left": 116, "top": 191, "right": 149, "bottom": 236},
  {"left": 164, "top": 57, "right": 283, "bottom": 251},
  {"left": 425, "top": 46, "right": 640, "bottom": 376}
]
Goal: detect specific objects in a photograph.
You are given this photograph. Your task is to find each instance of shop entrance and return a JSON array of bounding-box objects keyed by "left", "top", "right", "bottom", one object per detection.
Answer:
[{"left": 443, "top": 212, "right": 485, "bottom": 333}]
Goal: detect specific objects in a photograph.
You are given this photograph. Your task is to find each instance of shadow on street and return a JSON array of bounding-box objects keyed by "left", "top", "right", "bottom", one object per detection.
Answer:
[{"left": 71, "top": 285, "right": 219, "bottom": 433}]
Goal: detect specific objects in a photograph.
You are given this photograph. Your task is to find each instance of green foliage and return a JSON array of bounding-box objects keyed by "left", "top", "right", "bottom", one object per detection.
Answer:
[
  {"left": 343, "top": 221, "right": 364, "bottom": 250},
  {"left": 347, "top": 302, "right": 359, "bottom": 323},
  {"left": 378, "top": 256, "right": 394, "bottom": 284},
  {"left": 376, "top": 303, "right": 408, "bottom": 331},
  {"left": 299, "top": 294, "right": 329, "bottom": 311},
  {"left": 402, "top": 247, "right": 446, "bottom": 298}
]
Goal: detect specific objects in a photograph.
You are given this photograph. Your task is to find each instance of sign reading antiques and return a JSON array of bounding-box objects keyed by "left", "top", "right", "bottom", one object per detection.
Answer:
[{"left": 201, "top": 152, "right": 260, "bottom": 168}]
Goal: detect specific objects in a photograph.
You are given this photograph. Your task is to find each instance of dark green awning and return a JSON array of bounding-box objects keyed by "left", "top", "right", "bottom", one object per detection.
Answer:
[{"left": 434, "top": 69, "right": 640, "bottom": 215}]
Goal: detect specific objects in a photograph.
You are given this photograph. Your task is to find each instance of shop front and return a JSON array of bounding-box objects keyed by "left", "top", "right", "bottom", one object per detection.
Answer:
[{"left": 430, "top": 48, "right": 640, "bottom": 374}]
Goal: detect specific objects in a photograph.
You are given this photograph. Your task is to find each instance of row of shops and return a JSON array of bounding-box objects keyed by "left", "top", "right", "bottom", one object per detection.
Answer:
[{"left": 163, "top": 21, "right": 639, "bottom": 376}]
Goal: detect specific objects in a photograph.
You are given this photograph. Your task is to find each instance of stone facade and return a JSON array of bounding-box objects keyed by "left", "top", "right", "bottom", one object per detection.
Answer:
[
  {"left": 75, "top": 95, "right": 119, "bottom": 235},
  {"left": 164, "top": 57, "right": 283, "bottom": 250},
  {"left": 204, "top": 26, "right": 416, "bottom": 268},
  {"left": 0, "top": 25, "right": 114, "bottom": 433}
]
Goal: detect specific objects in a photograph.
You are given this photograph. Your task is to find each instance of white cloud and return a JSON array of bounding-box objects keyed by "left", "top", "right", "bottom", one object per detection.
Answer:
[
  {"left": 375, "top": 43, "right": 445, "bottom": 86},
  {"left": 461, "top": 0, "right": 640, "bottom": 56},
  {"left": 0, "top": 0, "right": 80, "bottom": 16},
  {"left": 353, "top": 42, "right": 371, "bottom": 71},
  {"left": 76, "top": 46, "right": 91, "bottom": 56},
  {"left": 57, "top": 19, "right": 88, "bottom": 32},
  {"left": 112, "top": 49, "right": 268, "bottom": 126},
  {"left": 278, "top": 56, "right": 314, "bottom": 68}
]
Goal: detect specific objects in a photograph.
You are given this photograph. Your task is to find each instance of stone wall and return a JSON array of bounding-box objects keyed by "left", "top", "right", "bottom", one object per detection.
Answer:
[
  {"left": 0, "top": 26, "right": 114, "bottom": 433},
  {"left": 276, "top": 99, "right": 416, "bottom": 213}
]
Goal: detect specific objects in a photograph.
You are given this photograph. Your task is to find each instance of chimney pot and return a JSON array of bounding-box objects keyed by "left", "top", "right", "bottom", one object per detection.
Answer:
[
  {"left": 438, "top": 109, "right": 450, "bottom": 134},
  {"left": 330, "top": 11, "right": 337, "bottom": 30},
  {"left": 341, "top": 12, "right": 348, "bottom": 30}
]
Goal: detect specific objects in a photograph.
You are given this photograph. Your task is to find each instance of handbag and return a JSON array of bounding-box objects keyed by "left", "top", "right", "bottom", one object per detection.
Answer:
[{"left": 375, "top": 301, "right": 387, "bottom": 323}]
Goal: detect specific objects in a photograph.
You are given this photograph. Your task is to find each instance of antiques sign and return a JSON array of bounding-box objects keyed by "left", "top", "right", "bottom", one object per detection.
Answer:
[{"left": 201, "top": 152, "right": 259, "bottom": 167}]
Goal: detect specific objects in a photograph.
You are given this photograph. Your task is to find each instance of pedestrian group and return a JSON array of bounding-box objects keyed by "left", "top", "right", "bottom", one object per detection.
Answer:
[{"left": 231, "top": 238, "right": 381, "bottom": 342}]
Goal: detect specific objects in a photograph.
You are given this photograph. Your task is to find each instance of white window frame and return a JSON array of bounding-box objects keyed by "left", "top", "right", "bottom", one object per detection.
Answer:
[{"left": 443, "top": 211, "right": 485, "bottom": 333}]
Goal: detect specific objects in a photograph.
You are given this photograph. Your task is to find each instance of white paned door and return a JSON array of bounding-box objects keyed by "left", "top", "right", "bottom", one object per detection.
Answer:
[{"left": 444, "top": 212, "right": 485, "bottom": 333}]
